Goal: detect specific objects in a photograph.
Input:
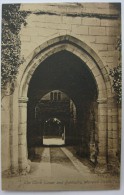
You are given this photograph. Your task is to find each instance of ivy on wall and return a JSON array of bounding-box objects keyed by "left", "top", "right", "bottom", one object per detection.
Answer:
[
  {"left": 1, "top": 4, "right": 121, "bottom": 103},
  {"left": 109, "top": 37, "right": 121, "bottom": 104},
  {"left": 1, "top": 4, "right": 28, "bottom": 92}
]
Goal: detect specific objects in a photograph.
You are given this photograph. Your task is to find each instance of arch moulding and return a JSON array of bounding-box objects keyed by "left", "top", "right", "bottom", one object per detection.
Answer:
[
  {"left": 18, "top": 35, "right": 112, "bottom": 100},
  {"left": 13, "top": 35, "right": 117, "bottom": 174}
]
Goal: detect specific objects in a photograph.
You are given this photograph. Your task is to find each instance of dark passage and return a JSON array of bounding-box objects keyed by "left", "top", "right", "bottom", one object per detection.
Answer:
[{"left": 27, "top": 50, "right": 98, "bottom": 164}]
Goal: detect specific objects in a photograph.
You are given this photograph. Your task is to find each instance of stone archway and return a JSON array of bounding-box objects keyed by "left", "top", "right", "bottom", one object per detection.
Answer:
[
  {"left": 10, "top": 35, "right": 118, "bottom": 174},
  {"left": 27, "top": 89, "right": 76, "bottom": 148}
]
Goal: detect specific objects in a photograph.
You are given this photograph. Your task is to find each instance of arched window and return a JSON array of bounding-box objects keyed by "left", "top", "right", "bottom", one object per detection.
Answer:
[
  {"left": 54, "top": 92, "right": 57, "bottom": 100},
  {"left": 58, "top": 92, "right": 61, "bottom": 100},
  {"left": 50, "top": 92, "right": 53, "bottom": 100}
]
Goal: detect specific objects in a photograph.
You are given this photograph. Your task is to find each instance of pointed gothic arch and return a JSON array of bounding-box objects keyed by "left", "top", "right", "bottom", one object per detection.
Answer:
[{"left": 9, "top": 35, "right": 118, "bottom": 174}]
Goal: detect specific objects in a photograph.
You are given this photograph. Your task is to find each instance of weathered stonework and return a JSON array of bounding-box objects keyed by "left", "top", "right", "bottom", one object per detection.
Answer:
[{"left": 1, "top": 3, "right": 121, "bottom": 175}]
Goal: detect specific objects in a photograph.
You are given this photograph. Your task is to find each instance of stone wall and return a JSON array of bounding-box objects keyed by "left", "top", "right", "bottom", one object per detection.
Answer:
[
  {"left": 20, "top": 3, "right": 120, "bottom": 76},
  {"left": 1, "top": 3, "right": 121, "bottom": 173},
  {"left": 1, "top": 95, "right": 11, "bottom": 172}
]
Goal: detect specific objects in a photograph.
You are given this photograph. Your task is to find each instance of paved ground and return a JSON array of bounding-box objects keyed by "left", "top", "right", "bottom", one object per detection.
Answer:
[
  {"left": 2, "top": 146, "right": 120, "bottom": 191},
  {"left": 43, "top": 137, "right": 64, "bottom": 145}
]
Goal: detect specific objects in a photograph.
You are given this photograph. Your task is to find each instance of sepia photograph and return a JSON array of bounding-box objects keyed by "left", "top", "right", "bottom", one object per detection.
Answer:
[{"left": 1, "top": 1, "right": 122, "bottom": 192}]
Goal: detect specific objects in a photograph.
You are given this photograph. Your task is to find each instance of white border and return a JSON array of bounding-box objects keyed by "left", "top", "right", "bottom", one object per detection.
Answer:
[{"left": 0, "top": 0, "right": 123, "bottom": 195}]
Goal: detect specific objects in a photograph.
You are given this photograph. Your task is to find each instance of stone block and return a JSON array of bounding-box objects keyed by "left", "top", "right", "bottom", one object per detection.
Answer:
[
  {"left": 19, "top": 134, "right": 27, "bottom": 145},
  {"left": 98, "top": 107, "right": 107, "bottom": 116},
  {"left": 112, "top": 116, "right": 118, "bottom": 123},
  {"left": 108, "top": 130, "right": 113, "bottom": 138},
  {"left": 18, "top": 156, "right": 27, "bottom": 166},
  {"left": 108, "top": 149, "right": 114, "bottom": 156},
  {"left": 27, "top": 13, "right": 46, "bottom": 23},
  {"left": 98, "top": 90, "right": 107, "bottom": 99},
  {"left": 45, "top": 15, "right": 62, "bottom": 23},
  {"left": 1, "top": 131, "right": 10, "bottom": 147},
  {"left": 108, "top": 121, "right": 112, "bottom": 131},
  {"left": 112, "top": 131, "right": 118, "bottom": 139},
  {"left": 38, "top": 28, "right": 58, "bottom": 36},
  {"left": 72, "top": 25, "right": 88, "bottom": 35},
  {"left": 107, "top": 44, "right": 115, "bottom": 51},
  {"left": 106, "top": 27, "right": 120, "bottom": 36},
  {"left": 97, "top": 81, "right": 106, "bottom": 91},
  {"left": 102, "top": 56, "right": 114, "bottom": 63},
  {"left": 108, "top": 103, "right": 117, "bottom": 110},
  {"left": 18, "top": 144, "right": 27, "bottom": 155},
  {"left": 86, "top": 3, "right": 109, "bottom": 9},
  {"left": 98, "top": 144, "right": 106, "bottom": 154},
  {"left": 95, "top": 36, "right": 116, "bottom": 44},
  {"left": 9, "top": 126, "right": 18, "bottom": 142},
  {"left": 20, "top": 27, "right": 38, "bottom": 36},
  {"left": 89, "top": 27, "right": 106, "bottom": 36},
  {"left": 106, "top": 83, "right": 112, "bottom": 94},
  {"left": 99, "top": 51, "right": 115, "bottom": 57},
  {"left": 112, "top": 123, "right": 118, "bottom": 131},
  {"left": 46, "top": 23, "right": 71, "bottom": 30},
  {"left": 83, "top": 7, "right": 107, "bottom": 15},
  {"left": 21, "top": 35, "right": 31, "bottom": 42},
  {"left": 98, "top": 99, "right": 107, "bottom": 107},
  {"left": 76, "top": 35, "right": 96, "bottom": 43},
  {"left": 20, "top": 49, "right": 29, "bottom": 57},
  {"left": 86, "top": 60, "right": 96, "bottom": 70},
  {"left": 111, "top": 148, "right": 118, "bottom": 156},
  {"left": 107, "top": 97, "right": 116, "bottom": 104},
  {"left": 95, "top": 74, "right": 104, "bottom": 84},
  {"left": 92, "top": 43, "right": 108, "bottom": 51},
  {"left": 104, "top": 75, "right": 110, "bottom": 83},
  {"left": 101, "top": 19, "right": 119, "bottom": 27},
  {"left": 98, "top": 122, "right": 107, "bottom": 131},
  {"left": 108, "top": 109, "right": 112, "bottom": 115},
  {"left": 1, "top": 124, "right": 9, "bottom": 134},
  {"left": 82, "top": 17, "right": 100, "bottom": 26},
  {"left": 101, "top": 67, "right": 108, "bottom": 75},
  {"left": 66, "top": 6, "right": 81, "bottom": 15},
  {"left": 19, "top": 123, "right": 27, "bottom": 135},
  {"left": 99, "top": 130, "right": 107, "bottom": 138},
  {"left": 108, "top": 138, "right": 113, "bottom": 146},
  {"left": 35, "top": 22, "right": 47, "bottom": 28},
  {"left": 11, "top": 144, "right": 18, "bottom": 157},
  {"left": 19, "top": 107, "right": 27, "bottom": 123},
  {"left": 91, "top": 66, "right": 100, "bottom": 77},
  {"left": 62, "top": 16, "right": 81, "bottom": 24},
  {"left": 108, "top": 116, "right": 112, "bottom": 122},
  {"left": 98, "top": 115, "right": 107, "bottom": 123},
  {"left": 77, "top": 52, "right": 89, "bottom": 64},
  {"left": 111, "top": 110, "right": 118, "bottom": 116},
  {"left": 1, "top": 128, "right": 10, "bottom": 171}
]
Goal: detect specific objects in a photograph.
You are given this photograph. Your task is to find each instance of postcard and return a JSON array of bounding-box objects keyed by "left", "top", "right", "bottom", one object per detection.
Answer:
[{"left": 1, "top": 2, "right": 122, "bottom": 191}]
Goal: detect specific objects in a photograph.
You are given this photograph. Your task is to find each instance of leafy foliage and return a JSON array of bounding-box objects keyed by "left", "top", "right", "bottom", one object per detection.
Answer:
[
  {"left": 110, "top": 63, "right": 121, "bottom": 104},
  {"left": 109, "top": 37, "right": 121, "bottom": 104},
  {"left": 1, "top": 4, "right": 28, "bottom": 90}
]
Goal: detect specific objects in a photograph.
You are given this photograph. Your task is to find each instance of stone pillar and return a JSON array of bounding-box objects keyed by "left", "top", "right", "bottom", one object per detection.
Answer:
[
  {"left": 9, "top": 88, "right": 19, "bottom": 175},
  {"left": 95, "top": 98, "right": 107, "bottom": 172},
  {"left": 18, "top": 97, "right": 30, "bottom": 174},
  {"left": 107, "top": 97, "right": 119, "bottom": 171},
  {"left": 89, "top": 108, "right": 96, "bottom": 163}
]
